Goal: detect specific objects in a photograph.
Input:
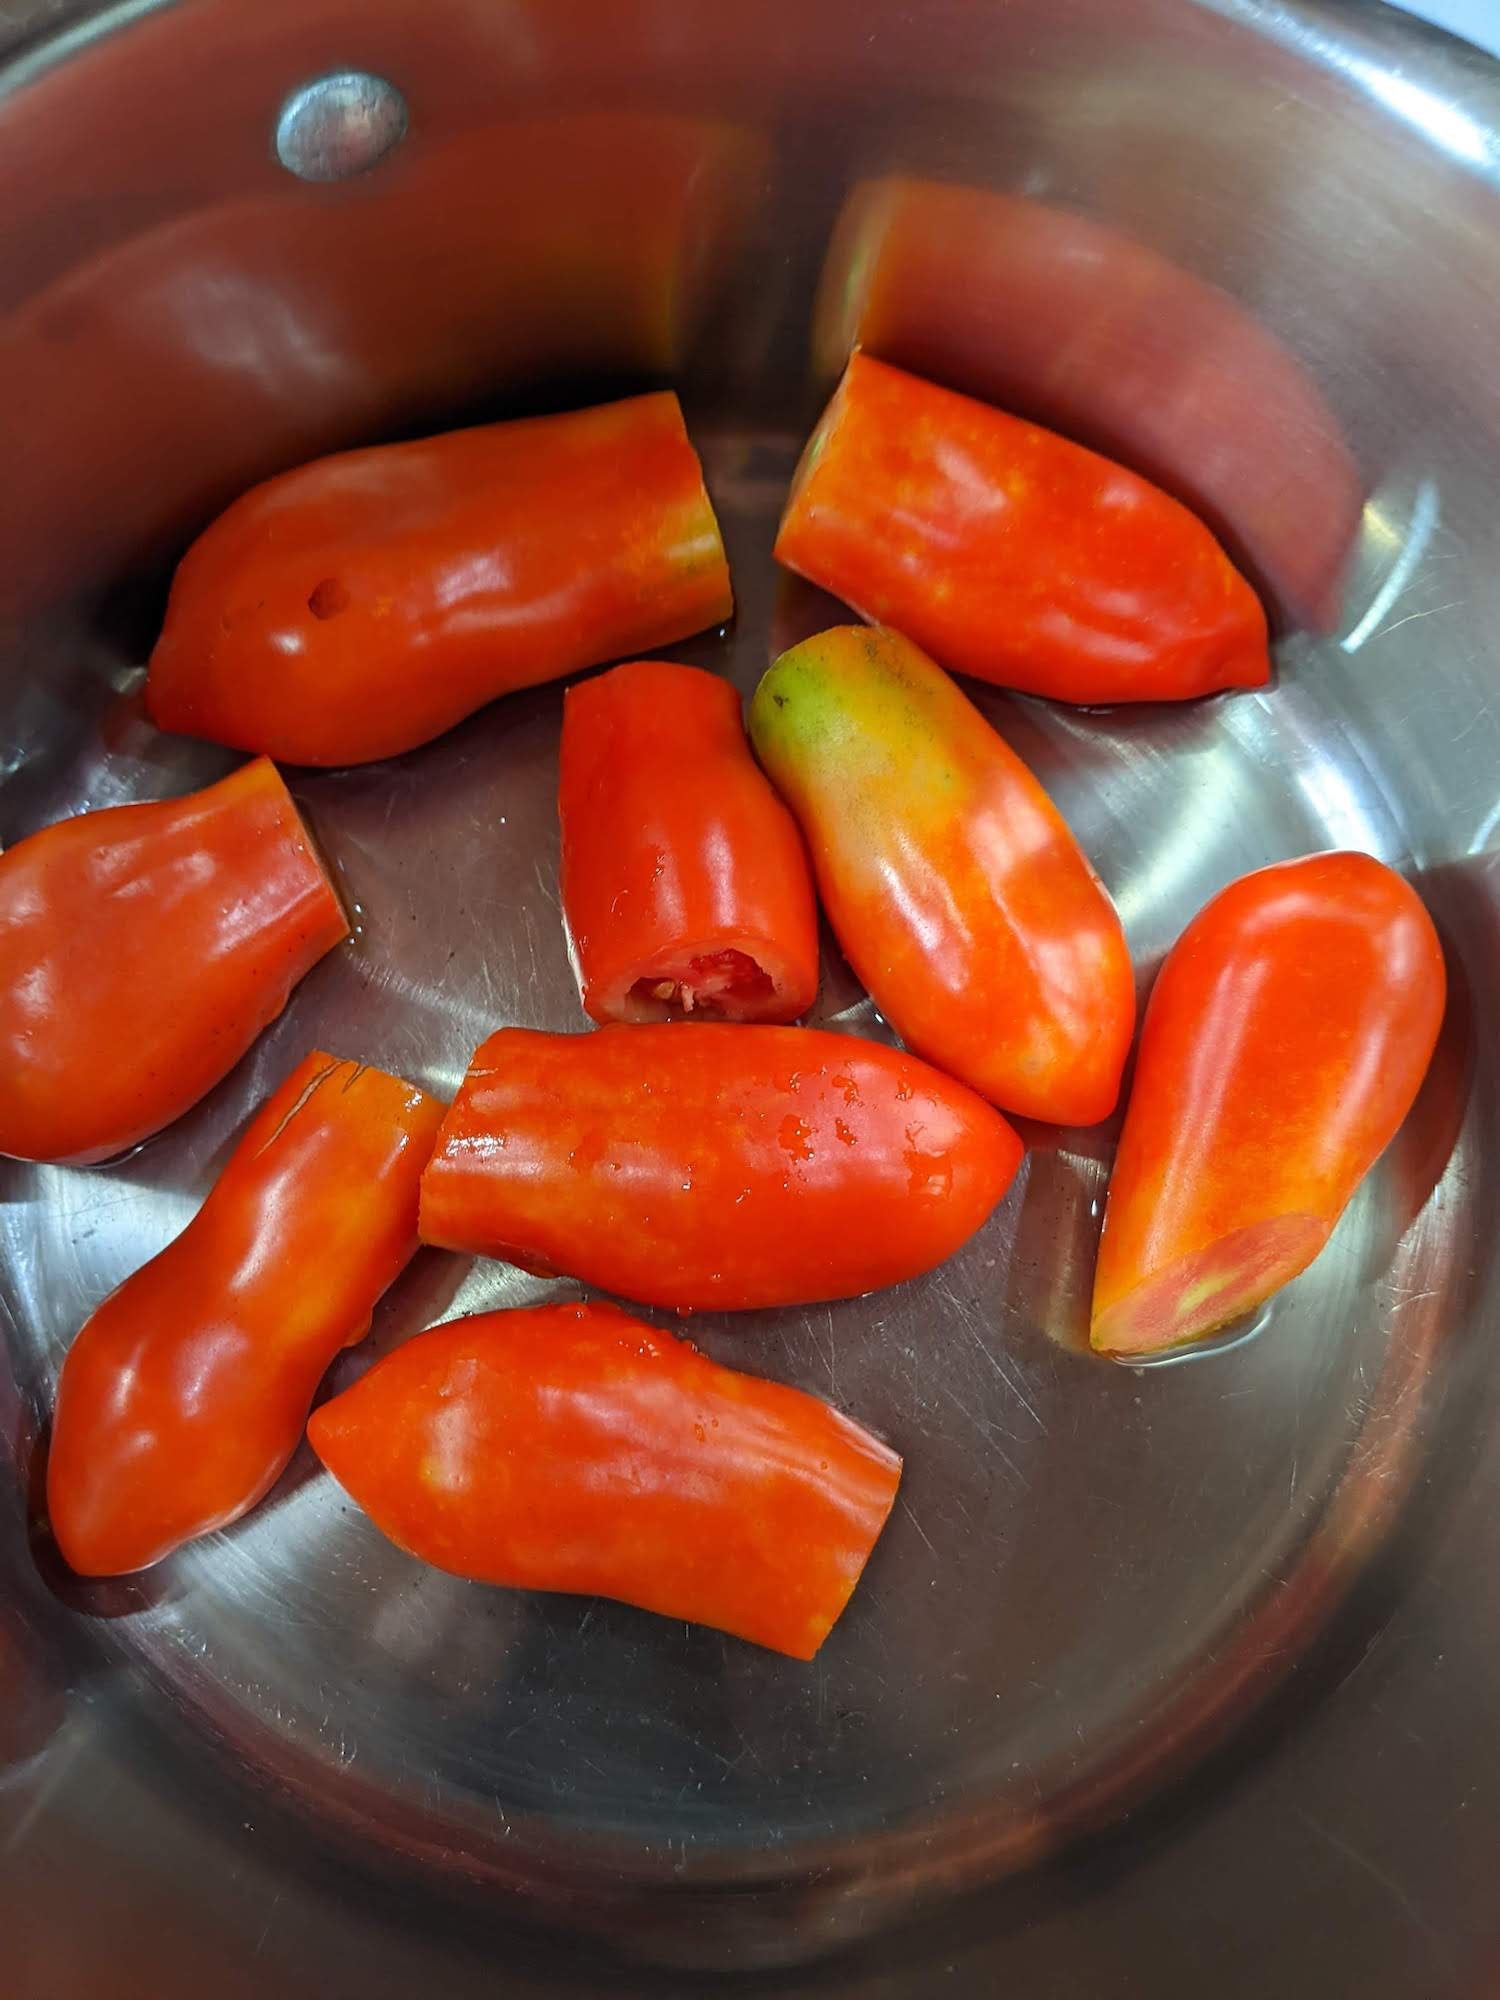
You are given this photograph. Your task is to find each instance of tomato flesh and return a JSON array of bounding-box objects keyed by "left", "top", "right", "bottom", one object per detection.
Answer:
[
  {"left": 628, "top": 947, "right": 778, "bottom": 1017},
  {"left": 1092, "top": 1214, "right": 1329, "bottom": 1358},
  {"left": 560, "top": 659, "right": 819, "bottom": 1026}
]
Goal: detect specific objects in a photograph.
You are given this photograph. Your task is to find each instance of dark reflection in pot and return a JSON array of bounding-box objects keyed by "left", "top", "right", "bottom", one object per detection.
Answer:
[
  {"left": 812, "top": 177, "right": 1367, "bottom": 635},
  {"left": 0, "top": 1326, "right": 68, "bottom": 1779},
  {"left": 0, "top": 113, "right": 761, "bottom": 616}
]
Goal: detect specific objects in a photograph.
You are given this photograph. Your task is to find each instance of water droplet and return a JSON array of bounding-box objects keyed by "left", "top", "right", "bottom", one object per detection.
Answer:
[
  {"left": 778, "top": 1113, "right": 814, "bottom": 1162},
  {"left": 1122, "top": 1302, "right": 1277, "bottom": 1371}
]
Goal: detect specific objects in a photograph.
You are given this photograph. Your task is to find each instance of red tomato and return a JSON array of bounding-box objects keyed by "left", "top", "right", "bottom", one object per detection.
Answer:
[
  {"left": 812, "top": 177, "right": 1365, "bottom": 633},
  {"left": 0, "top": 757, "right": 347, "bottom": 1165},
  {"left": 48, "top": 1052, "right": 444, "bottom": 1575},
  {"left": 750, "top": 625, "right": 1135, "bottom": 1123},
  {"left": 559, "top": 659, "right": 819, "bottom": 1022},
  {"left": 308, "top": 1300, "right": 901, "bottom": 1659},
  {"left": 145, "top": 394, "right": 732, "bottom": 766},
  {"left": 775, "top": 353, "right": 1270, "bottom": 706},
  {"left": 1091, "top": 853, "right": 1445, "bottom": 1357},
  {"left": 419, "top": 1024, "right": 1022, "bottom": 1310}
]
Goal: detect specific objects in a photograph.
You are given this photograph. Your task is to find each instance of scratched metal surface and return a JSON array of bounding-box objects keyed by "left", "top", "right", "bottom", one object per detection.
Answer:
[{"left": 2, "top": 1, "right": 1500, "bottom": 1994}]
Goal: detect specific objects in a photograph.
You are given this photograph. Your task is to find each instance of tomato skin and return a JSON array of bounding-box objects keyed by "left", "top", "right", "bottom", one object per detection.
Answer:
[
  {"left": 559, "top": 660, "right": 819, "bottom": 1023},
  {"left": 308, "top": 1300, "right": 901, "bottom": 1659},
  {"left": 419, "top": 1024, "right": 1022, "bottom": 1310},
  {"left": 145, "top": 394, "right": 732, "bottom": 766},
  {"left": 0, "top": 757, "right": 348, "bottom": 1165},
  {"left": 1091, "top": 853, "right": 1445, "bottom": 1357},
  {"left": 750, "top": 625, "right": 1134, "bottom": 1124},
  {"left": 47, "top": 1053, "right": 444, "bottom": 1576},
  {"left": 812, "top": 178, "right": 1365, "bottom": 634},
  {"left": 774, "top": 353, "right": 1269, "bottom": 706}
]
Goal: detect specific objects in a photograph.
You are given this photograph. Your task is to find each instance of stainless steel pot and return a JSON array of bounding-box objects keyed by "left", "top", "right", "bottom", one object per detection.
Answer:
[{"left": 3, "top": 3, "right": 1499, "bottom": 1993}]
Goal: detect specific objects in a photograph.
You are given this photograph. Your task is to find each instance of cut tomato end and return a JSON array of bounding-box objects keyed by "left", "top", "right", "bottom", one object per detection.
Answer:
[
  {"left": 1091, "top": 1212, "right": 1329, "bottom": 1359},
  {"left": 627, "top": 947, "right": 778, "bottom": 1019}
]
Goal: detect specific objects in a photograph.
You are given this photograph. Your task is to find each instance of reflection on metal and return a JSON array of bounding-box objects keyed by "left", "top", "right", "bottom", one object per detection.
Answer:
[
  {"left": 1355, "top": 61, "right": 1498, "bottom": 169},
  {"left": 2, "top": 0, "right": 1500, "bottom": 1992},
  {"left": 1205, "top": 0, "right": 1500, "bottom": 179},
  {"left": 1121, "top": 1301, "right": 1277, "bottom": 1370},
  {"left": 1469, "top": 798, "right": 1500, "bottom": 857},
  {"left": 0, "top": 0, "right": 167, "bottom": 100},
  {"left": 1292, "top": 754, "right": 1390, "bottom": 858},
  {"left": 274, "top": 73, "right": 409, "bottom": 183},
  {"left": 0, "top": 113, "right": 763, "bottom": 614},
  {"left": 1342, "top": 479, "right": 1443, "bottom": 653}
]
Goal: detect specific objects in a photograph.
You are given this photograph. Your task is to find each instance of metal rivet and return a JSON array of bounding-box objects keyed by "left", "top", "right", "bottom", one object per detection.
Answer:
[{"left": 274, "top": 72, "right": 408, "bottom": 182}]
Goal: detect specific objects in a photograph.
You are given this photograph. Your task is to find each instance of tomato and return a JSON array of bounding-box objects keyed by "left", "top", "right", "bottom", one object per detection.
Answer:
[
  {"left": 812, "top": 177, "right": 1365, "bottom": 633},
  {"left": 1091, "top": 853, "right": 1445, "bottom": 1357},
  {"left": 775, "top": 352, "right": 1270, "bottom": 706},
  {"left": 308, "top": 1300, "right": 901, "bottom": 1659},
  {"left": 145, "top": 394, "right": 732, "bottom": 766},
  {"left": 750, "top": 625, "right": 1134, "bottom": 1124},
  {"left": 47, "top": 1052, "right": 444, "bottom": 1575},
  {"left": 0, "top": 756, "right": 347, "bottom": 1165},
  {"left": 559, "top": 659, "right": 819, "bottom": 1023},
  {"left": 419, "top": 1024, "right": 1022, "bottom": 1310}
]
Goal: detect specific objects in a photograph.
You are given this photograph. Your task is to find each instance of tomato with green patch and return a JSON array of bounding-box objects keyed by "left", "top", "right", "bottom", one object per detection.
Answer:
[{"left": 750, "top": 625, "right": 1134, "bottom": 1124}]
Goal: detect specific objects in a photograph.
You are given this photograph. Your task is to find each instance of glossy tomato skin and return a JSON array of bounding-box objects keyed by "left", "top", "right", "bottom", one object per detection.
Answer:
[
  {"left": 308, "top": 1300, "right": 902, "bottom": 1659},
  {"left": 419, "top": 1024, "right": 1022, "bottom": 1310},
  {"left": 0, "top": 757, "right": 348, "bottom": 1165},
  {"left": 750, "top": 625, "right": 1134, "bottom": 1124},
  {"left": 559, "top": 659, "right": 819, "bottom": 1023},
  {"left": 811, "top": 178, "right": 1365, "bottom": 634},
  {"left": 1091, "top": 853, "right": 1445, "bottom": 1357},
  {"left": 775, "top": 353, "right": 1269, "bottom": 706},
  {"left": 146, "top": 394, "right": 732, "bottom": 766},
  {"left": 48, "top": 1053, "right": 444, "bottom": 1575}
]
